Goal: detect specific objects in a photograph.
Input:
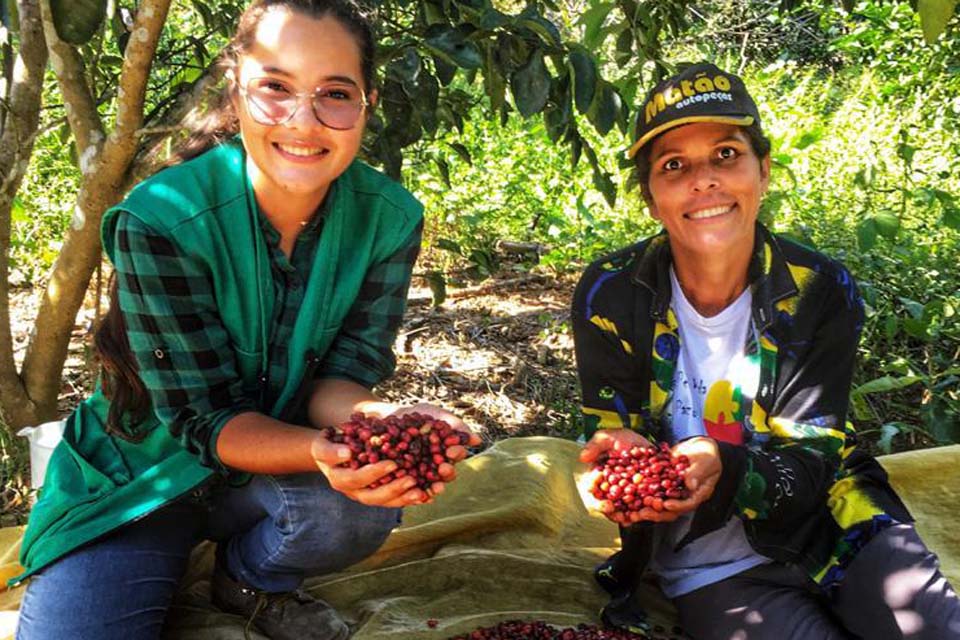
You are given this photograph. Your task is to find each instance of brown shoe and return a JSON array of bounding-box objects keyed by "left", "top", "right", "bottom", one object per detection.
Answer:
[{"left": 211, "top": 565, "right": 350, "bottom": 640}]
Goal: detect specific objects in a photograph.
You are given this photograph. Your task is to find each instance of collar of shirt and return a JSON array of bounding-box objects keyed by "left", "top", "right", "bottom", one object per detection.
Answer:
[{"left": 256, "top": 180, "right": 336, "bottom": 252}]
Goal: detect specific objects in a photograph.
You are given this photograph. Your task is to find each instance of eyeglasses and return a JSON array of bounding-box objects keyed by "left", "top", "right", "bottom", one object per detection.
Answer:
[{"left": 238, "top": 77, "right": 368, "bottom": 130}]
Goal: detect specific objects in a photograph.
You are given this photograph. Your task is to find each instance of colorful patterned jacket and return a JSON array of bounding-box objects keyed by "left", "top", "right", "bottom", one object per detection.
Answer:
[{"left": 572, "top": 223, "right": 911, "bottom": 593}]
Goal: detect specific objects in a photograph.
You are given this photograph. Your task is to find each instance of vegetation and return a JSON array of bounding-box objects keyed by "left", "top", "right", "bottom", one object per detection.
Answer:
[{"left": 0, "top": 0, "right": 958, "bottom": 467}]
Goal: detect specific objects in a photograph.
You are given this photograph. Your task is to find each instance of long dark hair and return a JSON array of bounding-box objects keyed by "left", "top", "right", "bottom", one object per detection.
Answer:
[{"left": 96, "top": 0, "right": 378, "bottom": 440}]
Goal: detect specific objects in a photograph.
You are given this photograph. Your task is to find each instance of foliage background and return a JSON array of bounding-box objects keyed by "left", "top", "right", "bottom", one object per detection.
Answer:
[
  {"left": 406, "top": 0, "right": 960, "bottom": 451},
  {"left": 3, "top": 0, "right": 959, "bottom": 474}
]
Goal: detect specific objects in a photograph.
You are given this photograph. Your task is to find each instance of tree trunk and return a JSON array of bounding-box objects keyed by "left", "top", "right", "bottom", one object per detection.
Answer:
[
  {"left": 1, "top": 0, "right": 172, "bottom": 432},
  {"left": 0, "top": 0, "right": 47, "bottom": 429}
]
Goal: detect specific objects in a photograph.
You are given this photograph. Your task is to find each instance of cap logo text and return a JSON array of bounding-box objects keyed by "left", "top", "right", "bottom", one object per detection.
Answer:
[{"left": 644, "top": 73, "right": 733, "bottom": 123}]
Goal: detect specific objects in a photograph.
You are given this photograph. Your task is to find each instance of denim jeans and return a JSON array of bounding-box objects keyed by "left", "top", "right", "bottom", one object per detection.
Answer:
[{"left": 16, "top": 472, "right": 401, "bottom": 640}]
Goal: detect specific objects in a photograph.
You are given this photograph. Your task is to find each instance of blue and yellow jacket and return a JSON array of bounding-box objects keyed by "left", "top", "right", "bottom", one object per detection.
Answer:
[{"left": 572, "top": 223, "right": 911, "bottom": 592}]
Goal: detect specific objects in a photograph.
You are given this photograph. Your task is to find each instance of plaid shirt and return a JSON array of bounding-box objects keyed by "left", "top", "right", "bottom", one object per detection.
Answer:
[{"left": 112, "top": 198, "right": 422, "bottom": 473}]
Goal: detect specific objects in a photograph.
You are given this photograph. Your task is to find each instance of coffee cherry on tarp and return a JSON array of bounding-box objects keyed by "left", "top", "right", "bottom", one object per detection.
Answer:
[
  {"left": 442, "top": 619, "right": 678, "bottom": 639},
  {"left": 590, "top": 442, "right": 690, "bottom": 513},
  {"left": 319, "top": 412, "right": 471, "bottom": 492}
]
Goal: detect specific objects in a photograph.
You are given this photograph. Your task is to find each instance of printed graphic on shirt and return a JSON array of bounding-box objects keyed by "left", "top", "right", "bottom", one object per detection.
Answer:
[
  {"left": 703, "top": 380, "right": 745, "bottom": 445},
  {"left": 666, "top": 374, "right": 749, "bottom": 445}
]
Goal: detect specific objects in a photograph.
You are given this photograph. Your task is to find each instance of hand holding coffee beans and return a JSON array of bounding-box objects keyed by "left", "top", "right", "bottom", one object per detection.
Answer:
[
  {"left": 319, "top": 412, "right": 473, "bottom": 493},
  {"left": 589, "top": 442, "right": 691, "bottom": 514}
]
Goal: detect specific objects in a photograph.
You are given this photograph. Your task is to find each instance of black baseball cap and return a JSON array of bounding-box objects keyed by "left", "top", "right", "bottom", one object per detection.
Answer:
[{"left": 626, "top": 62, "right": 761, "bottom": 159}]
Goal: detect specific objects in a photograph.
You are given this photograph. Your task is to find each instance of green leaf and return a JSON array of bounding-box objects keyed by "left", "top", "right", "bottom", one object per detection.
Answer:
[
  {"left": 435, "top": 237, "right": 462, "bottom": 254},
  {"left": 510, "top": 49, "right": 551, "bottom": 117},
  {"left": 517, "top": 13, "right": 562, "bottom": 48},
  {"left": 849, "top": 390, "right": 875, "bottom": 422},
  {"left": 10, "top": 196, "right": 27, "bottom": 223},
  {"left": 468, "top": 248, "right": 498, "bottom": 277},
  {"left": 543, "top": 74, "right": 572, "bottom": 142},
  {"left": 897, "top": 142, "right": 916, "bottom": 165},
  {"left": 420, "top": 0, "right": 446, "bottom": 26},
  {"left": 884, "top": 314, "right": 898, "bottom": 341},
  {"left": 413, "top": 73, "right": 441, "bottom": 134},
  {"left": 424, "top": 270, "right": 447, "bottom": 307},
  {"left": 479, "top": 8, "right": 510, "bottom": 30},
  {"left": 792, "top": 129, "right": 822, "bottom": 150},
  {"left": 873, "top": 211, "right": 900, "bottom": 239},
  {"left": 191, "top": 0, "right": 215, "bottom": 30},
  {"left": 931, "top": 188, "right": 957, "bottom": 206},
  {"left": 51, "top": 0, "right": 107, "bottom": 45},
  {"left": 853, "top": 375, "right": 924, "bottom": 396},
  {"left": 917, "top": 0, "right": 959, "bottom": 44},
  {"left": 448, "top": 142, "right": 472, "bottom": 165},
  {"left": 433, "top": 55, "right": 457, "bottom": 86},
  {"left": 614, "top": 26, "right": 633, "bottom": 67},
  {"left": 424, "top": 25, "right": 483, "bottom": 69},
  {"left": 943, "top": 206, "right": 960, "bottom": 230},
  {"left": 435, "top": 157, "right": 451, "bottom": 188},
  {"left": 922, "top": 398, "right": 959, "bottom": 444},
  {"left": 856, "top": 218, "right": 877, "bottom": 251},
  {"left": 496, "top": 33, "right": 529, "bottom": 69},
  {"left": 483, "top": 44, "right": 507, "bottom": 114},
  {"left": 569, "top": 132, "right": 583, "bottom": 169},
  {"left": 899, "top": 297, "right": 925, "bottom": 319},
  {"left": 568, "top": 48, "right": 598, "bottom": 114},
  {"left": 587, "top": 81, "right": 619, "bottom": 136},
  {"left": 903, "top": 317, "right": 931, "bottom": 340},
  {"left": 388, "top": 48, "right": 421, "bottom": 85},
  {"left": 580, "top": 2, "right": 614, "bottom": 49},
  {"left": 853, "top": 164, "right": 875, "bottom": 189}
]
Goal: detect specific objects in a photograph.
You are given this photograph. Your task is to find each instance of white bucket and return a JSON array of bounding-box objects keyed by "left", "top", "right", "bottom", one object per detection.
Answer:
[{"left": 17, "top": 420, "right": 66, "bottom": 489}]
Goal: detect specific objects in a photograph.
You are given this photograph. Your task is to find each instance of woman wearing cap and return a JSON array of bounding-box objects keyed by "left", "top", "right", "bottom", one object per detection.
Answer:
[
  {"left": 14, "top": 2, "right": 479, "bottom": 639},
  {"left": 573, "top": 62, "right": 960, "bottom": 639}
]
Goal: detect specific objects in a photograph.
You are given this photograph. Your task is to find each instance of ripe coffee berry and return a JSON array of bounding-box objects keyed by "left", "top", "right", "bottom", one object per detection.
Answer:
[
  {"left": 590, "top": 442, "right": 690, "bottom": 513},
  {"left": 319, "top": 412, "right": 471, "bottom": 492},
  {"left": 443, "top": 620, "right": 675, "bottom": 639}
]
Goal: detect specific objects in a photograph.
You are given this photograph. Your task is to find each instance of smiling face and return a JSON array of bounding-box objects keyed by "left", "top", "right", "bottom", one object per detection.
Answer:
[
  {"left": 231, "top": 7, "right": 374, "bottom": 216},
  {"left": 645, "top": 122, "right": 770, "bottom": 264}
]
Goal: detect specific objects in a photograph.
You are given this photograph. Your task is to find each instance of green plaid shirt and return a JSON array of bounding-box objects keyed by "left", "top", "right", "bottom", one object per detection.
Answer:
[{"left": 112, "top": 199, "right": 422, "bottom": 473}]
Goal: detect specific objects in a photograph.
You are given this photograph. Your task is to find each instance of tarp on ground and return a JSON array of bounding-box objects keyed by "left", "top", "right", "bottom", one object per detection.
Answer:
[{"left": 0, "top": 437, "right": 957, "bottom": 639}]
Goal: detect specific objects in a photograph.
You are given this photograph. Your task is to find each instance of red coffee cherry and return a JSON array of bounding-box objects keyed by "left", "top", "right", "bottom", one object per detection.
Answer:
[
  {"left": 590, "top": 442, "right": 690, "bottom": 513},
  {"left": 443, "top": 619, "right": 662, "bottom": 639},
  {"left": 320, "top": 412, "right": 471, "bottom": 492}
]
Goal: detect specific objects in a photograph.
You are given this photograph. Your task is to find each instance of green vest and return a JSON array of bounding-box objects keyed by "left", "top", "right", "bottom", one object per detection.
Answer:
[{"left": 15, "top": 140, "right": 423, "bottom": 582}]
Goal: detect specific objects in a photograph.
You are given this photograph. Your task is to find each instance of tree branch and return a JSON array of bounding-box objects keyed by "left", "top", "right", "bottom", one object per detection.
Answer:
[
  {"left": 103, "top": 0, "right": 173, "bottom": 173},
  {"left": 0, "top": 0, "right": 47, "bottom": 428},
  {"left": 19, "top": 0, "right": 172, "bottom": 424},
  {"left": 37, "top": 0, "right": 103, "bottom": 161}
]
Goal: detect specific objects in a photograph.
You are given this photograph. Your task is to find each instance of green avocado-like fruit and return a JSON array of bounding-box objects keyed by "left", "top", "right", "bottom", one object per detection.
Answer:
[{"left": 51, "top": 0, "right": 107, "bottom": 45}]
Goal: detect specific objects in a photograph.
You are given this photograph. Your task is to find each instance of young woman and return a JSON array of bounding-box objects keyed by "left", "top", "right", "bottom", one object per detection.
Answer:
[
  {"left": 573, "top": 63, "right": 960, "bottom": 639},
  {"left": 14, "top": 2, "right": 478, "bottom": 639}
]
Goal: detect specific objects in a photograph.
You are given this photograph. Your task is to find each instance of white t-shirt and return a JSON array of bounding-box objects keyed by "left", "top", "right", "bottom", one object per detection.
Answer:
[{"left": 649, "top": 268, "right": 770, "bottom": 598}]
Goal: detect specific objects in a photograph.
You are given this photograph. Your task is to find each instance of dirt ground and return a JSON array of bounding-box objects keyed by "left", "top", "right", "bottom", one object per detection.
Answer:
[{"left": 379, "top": 271, "right": 582, "bottom": 443}]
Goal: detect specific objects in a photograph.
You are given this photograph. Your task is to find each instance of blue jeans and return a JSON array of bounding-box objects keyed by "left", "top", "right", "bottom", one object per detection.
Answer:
[{"left": 16, "top": 473, "right": 401, "bottom": 640}]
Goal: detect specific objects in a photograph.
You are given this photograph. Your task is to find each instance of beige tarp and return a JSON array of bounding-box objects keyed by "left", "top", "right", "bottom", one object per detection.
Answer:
[{"left": 0, "top": 438, "right": 957, "bottom": 639}]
